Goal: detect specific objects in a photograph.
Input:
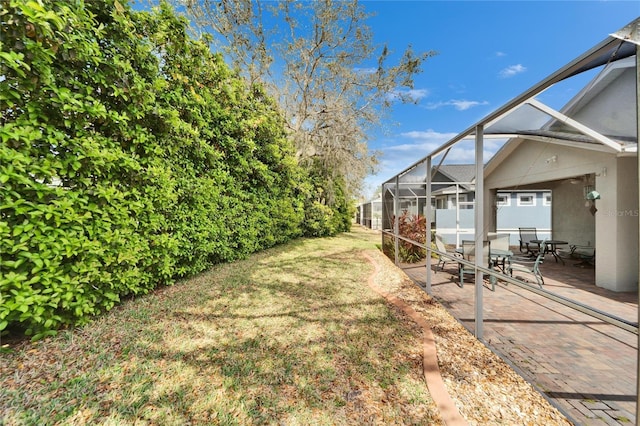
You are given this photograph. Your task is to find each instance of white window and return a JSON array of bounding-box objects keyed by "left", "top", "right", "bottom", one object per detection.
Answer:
[
  {"left": 496, "top": 193, "right": 510, "bottom": 207},
  {"left": 517, "top": 193, "right": 536, "bottom": 206},
  {"left": 543, "top": 193, "right": 552, "bottom": 206}
]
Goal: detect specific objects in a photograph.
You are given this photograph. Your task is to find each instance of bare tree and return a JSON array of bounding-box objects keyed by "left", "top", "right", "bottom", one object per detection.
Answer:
[{"left": 168, "top": 0, "right": 437, "bottom": 198}]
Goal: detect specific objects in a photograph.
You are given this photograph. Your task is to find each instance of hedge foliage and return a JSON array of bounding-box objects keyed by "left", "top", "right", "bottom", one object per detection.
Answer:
[{"left": 0, "top": 0, "right": 352, "bottom": 339}]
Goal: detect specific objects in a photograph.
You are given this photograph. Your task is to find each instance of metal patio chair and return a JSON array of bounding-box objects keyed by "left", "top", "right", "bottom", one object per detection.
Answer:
[
  {"left": 458, "top": 240, "right": 496, "bottom": 291},
  {"left": 488, "top": 232, "right": 511, "bottom": 273},
  {"left": 434, "top": 234, "right": 462, "bottom": 273},
  {"left": 518, "top": 227, "right": 539, "bottom": 254},
  {"left": 508, "top": 240, "right": 546, "bottom": 288}
]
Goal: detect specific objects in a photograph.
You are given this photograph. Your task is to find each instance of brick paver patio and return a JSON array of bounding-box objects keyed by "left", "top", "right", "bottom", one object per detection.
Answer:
[{"left": 399, "top": 253, "right": 638, "bottom": 426}]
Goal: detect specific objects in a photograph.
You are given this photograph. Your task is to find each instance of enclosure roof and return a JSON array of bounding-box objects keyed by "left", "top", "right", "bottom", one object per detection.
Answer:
[{"left": 384, "top": 17, "right": 640, "bottom": 187}]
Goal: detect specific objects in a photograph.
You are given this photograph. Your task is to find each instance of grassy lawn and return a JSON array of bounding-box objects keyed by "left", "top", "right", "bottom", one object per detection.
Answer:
[{"left": 1, "top": 227, "right": 440, "bottom": 425}]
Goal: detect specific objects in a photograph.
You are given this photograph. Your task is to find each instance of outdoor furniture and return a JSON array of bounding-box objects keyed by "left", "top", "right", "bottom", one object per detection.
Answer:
[
  {"left": 508, "top": 240, "right": 546, "bottom": 288},
  {"left": 433, "top": 234, "right": 462, "bottom": 273},
  {"left": 458, "top": 240, "right": 496, "bottom": 291},
  {"left": 563, "top": 244, "right": 596, "bottom": 268},
  {"left": 488, "top": 232, "right": 512, "bottom": 273},
  {"left": 531, "top": 239, "right": 568, "bottom": 264},
  {"left": 518, "top": 227, "right": 539, "bottom": 254}
]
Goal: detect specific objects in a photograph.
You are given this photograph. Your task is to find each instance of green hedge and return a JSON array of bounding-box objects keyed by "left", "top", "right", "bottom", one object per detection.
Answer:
[
  {"left": 302, "top": 171, "right": 353, "bottom": 237},
  {"left": 0, "top": 0, "right": 313, "bottom": 339}
]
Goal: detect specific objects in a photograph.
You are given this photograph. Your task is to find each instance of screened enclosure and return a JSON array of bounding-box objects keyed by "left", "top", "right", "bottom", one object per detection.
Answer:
[{"left": 379, "top": 16, "right": 640, "bottom": 418}]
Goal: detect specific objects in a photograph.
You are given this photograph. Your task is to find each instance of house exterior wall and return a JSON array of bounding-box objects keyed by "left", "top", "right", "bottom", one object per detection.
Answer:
[
  {"left": 435, "top": 190, "right": 550, "bottom": 247},
  {"left": 435, "top": 209, "right": 475, "bottom": 246},
  {"left": 568, "top": 67, "right": 637, "bottom": 139},
  {"left": 595, "top": 156, "right": 638, "bottom": 291},
  {"left": 485, "top": 139, "right": 638, "bottom": 292},
  {"left": 550, "top": 180, "right": 595, "bottom": 247},
  {"left": 399, "top": 199, "right": 420, "bottom": 217},
  {"left": 434, "top": 192, "right": 475, "bottom": 210},
  {"left": 495, "top": 191, "right": 551, "bottom": 246}
]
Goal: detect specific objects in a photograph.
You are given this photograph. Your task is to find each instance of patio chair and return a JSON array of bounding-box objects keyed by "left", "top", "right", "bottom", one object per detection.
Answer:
[
  {"left": 567, "top": 244, "right": 596, "bottom": 268},
  {"left": 508, "top": 240, "right": 546, "bottom": 288},
  {"left": 433, "top": 234, "right": 462, "bottom": 273},
  {"left": 488, "top": 232, "right": 511, "bottom": 273},
  {"left": 458, "top": 240, "right": 496, "bottom": 291},
  {"left": 518, "top": 227, "right": 539, "bottom": 254}
]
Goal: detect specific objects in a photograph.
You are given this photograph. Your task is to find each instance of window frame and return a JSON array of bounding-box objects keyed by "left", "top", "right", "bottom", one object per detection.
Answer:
[
  {"left": 496, "top": 193, "right": 511, "bottom": 207},
  {"left": 517, "top": 193, "right": 536, "bottom": 207}
]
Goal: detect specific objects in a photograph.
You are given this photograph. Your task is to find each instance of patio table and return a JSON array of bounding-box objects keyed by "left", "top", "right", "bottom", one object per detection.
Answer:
[
  {"left": 531, "top": 239, "right": 568, "bottom": 264},
  {"left": 455, "top": 247, "right": 513, "bottom": 273},
  {"left": 490, "top": 248, "right": 513, "bottom": 273}
]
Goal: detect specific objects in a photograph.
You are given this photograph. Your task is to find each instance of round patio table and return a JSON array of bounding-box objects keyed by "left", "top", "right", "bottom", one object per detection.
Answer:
[{"left": 531, "top": 239, "right": 568, "bottom": 264}]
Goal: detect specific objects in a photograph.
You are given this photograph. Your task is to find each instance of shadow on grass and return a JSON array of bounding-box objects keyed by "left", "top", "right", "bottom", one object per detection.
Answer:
[{"left": 1, "top": 230, "right": 439, "bottom": 425}]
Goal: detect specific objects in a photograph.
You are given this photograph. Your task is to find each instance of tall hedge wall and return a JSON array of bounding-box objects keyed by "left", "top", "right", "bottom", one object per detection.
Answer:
[{"left": 0, "top": 0, "right": 312, "bottom": 339}]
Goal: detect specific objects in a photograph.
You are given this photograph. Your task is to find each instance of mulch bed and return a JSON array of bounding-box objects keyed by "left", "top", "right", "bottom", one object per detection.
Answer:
[{"left": 366, "top": 248, "right": 572, "bottom": 425}]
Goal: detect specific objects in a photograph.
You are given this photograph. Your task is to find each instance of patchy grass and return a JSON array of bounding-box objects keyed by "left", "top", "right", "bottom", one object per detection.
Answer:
[{"left": 1, "top": 228, "right": 439, "bottom": 425}]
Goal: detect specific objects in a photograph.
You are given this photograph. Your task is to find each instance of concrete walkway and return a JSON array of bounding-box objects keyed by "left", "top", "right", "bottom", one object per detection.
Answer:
[{"left": 400, "top": 255, "right": 638, "bottom": 426}]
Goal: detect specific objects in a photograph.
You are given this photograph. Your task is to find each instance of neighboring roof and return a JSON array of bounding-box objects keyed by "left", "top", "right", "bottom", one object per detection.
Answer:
[
  {"left": 436, "top": 164, "right": 475, "bottom": 185},
  {"left": 432, "top": 164, "right": 476, "bottom": 195}
]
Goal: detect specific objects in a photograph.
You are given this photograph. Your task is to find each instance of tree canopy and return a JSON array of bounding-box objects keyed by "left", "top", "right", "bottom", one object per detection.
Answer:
[{"left": 166, "top": 0, "right": 437, "bottom": 200}]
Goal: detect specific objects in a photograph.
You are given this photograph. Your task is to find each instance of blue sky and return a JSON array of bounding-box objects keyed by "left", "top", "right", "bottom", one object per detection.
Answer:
[{"left": 360, "top": 1, "right": 639, "bottom": 198}]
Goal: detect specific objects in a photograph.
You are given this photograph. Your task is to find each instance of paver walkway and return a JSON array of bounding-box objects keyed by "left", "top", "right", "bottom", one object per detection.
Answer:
[{"left": 400, "top": 255, "right": 638, "bottom": 426}]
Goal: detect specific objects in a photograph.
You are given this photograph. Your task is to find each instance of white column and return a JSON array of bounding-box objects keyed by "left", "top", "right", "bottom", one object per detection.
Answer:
[
  {"left": 394, "top": 175, "right": 400, "bottom": 265},
  {"left": 474, "top": 125, "right": 485, "bottom": 339},
  {"left": 425, "top": 157, "right": 433, "bottom": 294},
  {"left": 455, "top": 183, "right": 460, "bottom": 248},
  {"left": 635, "top": 42, "right": 640, "bottom": 424}
]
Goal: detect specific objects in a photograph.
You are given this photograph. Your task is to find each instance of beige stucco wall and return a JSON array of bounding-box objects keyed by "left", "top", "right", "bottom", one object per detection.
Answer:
[
  {"left": 594, "top": 156, "right": 639, "bottom": 291},
  {"left": 485, "top": 138, "right": 638, "bottom": 292},
  {"left": 549, "top": 179, "right": 595, "bottom": 247}
]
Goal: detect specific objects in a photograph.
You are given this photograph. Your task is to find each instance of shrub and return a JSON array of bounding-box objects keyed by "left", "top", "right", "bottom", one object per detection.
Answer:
[
  {"left": 301, "top": 168, "right": 353, "bottom": 237},
  {"left": 383, "top": 211, "right": 427, "bottom": 263},
  {"left": 0, "top": 0, "right": 307, "bottom": 339}
]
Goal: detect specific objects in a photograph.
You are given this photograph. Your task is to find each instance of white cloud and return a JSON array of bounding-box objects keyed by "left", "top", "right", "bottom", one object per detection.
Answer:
[
  {"left": 451, "top": 99, "right": 489, "bottom": 111},
  {"left": 364, "top": 130, "right": 458, "bottom": 194},
  {"left": 406, "top": 88, "right": 429, "bottom": 100},
  {"left": 423, "top": 99, "right": 489, "bottom": 111},
  {"left": 499, "top": 64, "right": 526, "bottom": 78},
  {"left": 399, "top": 129, "right": 457, "bottom": 141},
  {"left": 444, "top": 146, "right": 497, "bottom": 163},
  {"left": 387, "top": 88, "right": 429, "bottom": 102},
  {"left": 495, "top": 51, "right": 506, "bottom": 57},
  {"left": 363, "top": 134, "right": 507, "bottom": 199}
]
